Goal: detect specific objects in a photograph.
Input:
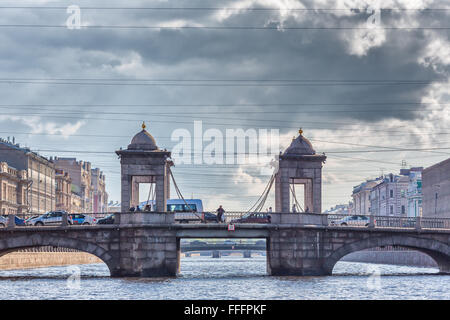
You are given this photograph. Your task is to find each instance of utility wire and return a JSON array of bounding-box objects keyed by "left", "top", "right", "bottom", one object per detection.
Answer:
[
  {"left": 0, "top": 7, "right": 449, "bottom": 11},
  {"left": 0, "top": 24, "right": 448, "bottom": 30}
]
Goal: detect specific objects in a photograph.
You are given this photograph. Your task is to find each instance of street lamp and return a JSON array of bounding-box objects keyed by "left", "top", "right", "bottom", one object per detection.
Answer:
[{"left": 434, "top": 184, "right": 440, "bottom": 216}]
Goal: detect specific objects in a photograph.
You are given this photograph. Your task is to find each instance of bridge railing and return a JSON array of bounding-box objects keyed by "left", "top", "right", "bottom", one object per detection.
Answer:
[
  {"left": 2, "top": 212, "right": 450, "bottom": 231},
  {"left": 420, "top": 217, "right": 450, "bottom": 230},
  {"left": 327, "top": 214, "right": 450, "bottom": 230}
]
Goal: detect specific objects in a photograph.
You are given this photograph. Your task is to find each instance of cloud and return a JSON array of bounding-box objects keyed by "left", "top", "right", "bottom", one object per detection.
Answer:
[
  {"left": 0, "top": 0, "right": 449, "bottom": 207},
  {"left": 418, "top": 33, "right": 450, "bottom": 73},
  {"left": 0, "top": 115, "right": 85, "bottom": 138}
]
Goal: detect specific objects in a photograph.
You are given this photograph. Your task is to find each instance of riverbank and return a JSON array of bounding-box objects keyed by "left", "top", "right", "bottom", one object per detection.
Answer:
[{"left": 0, "top": 252, "right": 102, "bottom": 270}]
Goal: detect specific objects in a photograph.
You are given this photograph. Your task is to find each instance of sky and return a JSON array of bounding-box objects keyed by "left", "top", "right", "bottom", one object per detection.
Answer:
[{"left": 0, "top": 0, "right": 449, "bottom": 211}]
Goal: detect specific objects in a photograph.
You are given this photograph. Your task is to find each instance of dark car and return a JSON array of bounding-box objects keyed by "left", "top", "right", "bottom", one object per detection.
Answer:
[
  {"left": 190, "top": 240, "right": 207, "bottom": 246},
  {"left": 202, "top": 212, "right": 218, "bottom": 223},
  {"left": 97, "top": 214, "right": 115, "bottom": 225},
  {"left": 231, "top": 212, "right": 271, "bottom": 224},
  {"left": 1, "top": 215, "right": 26, "bottom": 226}
]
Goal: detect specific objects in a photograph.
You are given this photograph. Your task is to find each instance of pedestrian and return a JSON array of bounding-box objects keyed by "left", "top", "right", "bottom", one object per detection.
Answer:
[
  {"left": 216, "top": 205, "right": 225, "bottom": 223},
  {"left": 292, "top": 204, "right": 297, "bottom": 213},
  {"left": 267, "top": 207, "right": 273, "bottom": 213},
  {"left": 305, "top": 206, "right": 310, "bottom": 213}
]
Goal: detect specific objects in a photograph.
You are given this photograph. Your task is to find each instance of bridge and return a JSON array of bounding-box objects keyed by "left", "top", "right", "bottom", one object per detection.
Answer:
[
  {"left": 180, "top": 243, "right": 267, "bottom": 253},
  {"left": 0, "top": 125, "right": 449, "bottom": 277},
  {"left": 0, "top": 212, "right": 449, "bottom": 277},
  {"left": 181, "top": 241, "right": 266, "bottom": 258}
]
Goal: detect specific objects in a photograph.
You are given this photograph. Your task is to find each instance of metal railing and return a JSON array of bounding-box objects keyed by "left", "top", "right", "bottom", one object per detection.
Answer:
[
  {"left": 327, "top": 213, "right": 450, "bottom": 230},
  {"left": 1, "top": 212, "right": 450, "bottom": 231}
]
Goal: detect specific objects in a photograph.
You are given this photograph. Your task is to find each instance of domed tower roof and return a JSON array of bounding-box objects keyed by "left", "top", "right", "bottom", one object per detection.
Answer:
[
  {"left": 127, "top": 122, "right": 158, "bottom": 151},
  {"left": 283, "top": 129, "right": 315, "bottom": 156}
]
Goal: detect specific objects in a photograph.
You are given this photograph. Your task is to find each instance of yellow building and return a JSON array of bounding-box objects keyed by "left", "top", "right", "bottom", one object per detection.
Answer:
[
  {"left": 0, "top": 139, "right": 54, "bottom": 215},
  {"left": 0, "top": 162, "right": 30, "bottom": 215}
]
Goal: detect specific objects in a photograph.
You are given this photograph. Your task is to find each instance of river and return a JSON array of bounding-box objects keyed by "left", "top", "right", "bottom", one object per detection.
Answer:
[{"left": 0, "top": 255, "right": 448, "bottom": 300}]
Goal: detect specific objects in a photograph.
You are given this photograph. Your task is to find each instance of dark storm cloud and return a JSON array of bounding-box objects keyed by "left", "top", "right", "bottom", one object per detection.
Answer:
[{"left": 0, "top": 0, "right": 448, "bottom": 129}]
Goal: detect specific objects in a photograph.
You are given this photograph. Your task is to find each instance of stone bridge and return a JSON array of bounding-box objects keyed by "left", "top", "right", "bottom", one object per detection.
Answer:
[
  {"left": 0, "top": 213, "right": 449, "bottom": 277},
  {"left": 180, "top": 244, "right": 267, "bottom": 253}
]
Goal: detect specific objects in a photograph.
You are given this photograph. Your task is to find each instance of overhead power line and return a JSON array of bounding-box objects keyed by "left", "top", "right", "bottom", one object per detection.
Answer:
[
  {"left": 0, "top": 79, "right": 442, "bottom": 86},
  {"left": 0, "top": 24, "right": 448, "bottom": 30},
  {"left": 0, "top": 6, "right": 448, "bottom": 11},
  {"left": 0, "top": 102, "right": 448, "bottom": 107}
]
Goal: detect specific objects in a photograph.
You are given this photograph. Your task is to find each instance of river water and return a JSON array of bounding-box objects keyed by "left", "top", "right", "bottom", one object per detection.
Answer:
[{"left": 0, "top": 256, "right": 448, "bottom": 300}]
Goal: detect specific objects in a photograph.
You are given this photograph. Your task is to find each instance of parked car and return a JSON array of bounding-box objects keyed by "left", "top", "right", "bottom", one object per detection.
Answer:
[
  {"left": 97, "top": 214, "right": 115, "bottom": 225},
  {"left": 336, "top": 215, "right": 369, "bottom": 227},
  {"left": 0, "top": 215, "right": 26, "bottom": 226},
  {"left": 223, "top": 240, "right": 236, "bottom": 246},
  {"left": 202, "top": 212, "right": 218, "bottom": 223},
  {"left": 26, "top": 211, "right": 73, "bottom": 226},
  {"left": 190, "top": 240, "right": 207, "bottom": 246},
  {"left": 69, "top": 214, "right": 97, "bottom": 225},
  {"left": 256, "top": 240, "right": 266, "bottom": 246},
  {"left": 0, "top": 216, "right": 6, "bottom": 227},
  {"left": 231, "top": 212, "right": 271, "bottom": 224}
]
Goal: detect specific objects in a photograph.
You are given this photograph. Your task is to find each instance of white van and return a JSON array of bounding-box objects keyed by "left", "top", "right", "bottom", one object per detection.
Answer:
[{"left": 138, "top": 199, "right": 206, "bottom": 223}]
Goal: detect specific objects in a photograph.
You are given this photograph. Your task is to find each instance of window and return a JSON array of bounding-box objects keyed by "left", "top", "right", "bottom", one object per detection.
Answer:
[
  {"left": 401, "top": 205, "right": 406, "bottom": 214},
  {"left": 390, "top": 190, "right": 394, "bottom": 198},
  {"left": 390, "top": 205, "right": 394, "bottom": 215},
  {"left": 167, "top": 204, "right": 197, "bottom": 212}
]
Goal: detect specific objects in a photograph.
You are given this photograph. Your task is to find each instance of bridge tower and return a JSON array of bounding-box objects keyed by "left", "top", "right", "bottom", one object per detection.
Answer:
[
  {"left": 116, "top": 122, "right": 172, "bottom": 213},
  {"left": 275, "top": 129, "right": 326, "bottom": 213}
]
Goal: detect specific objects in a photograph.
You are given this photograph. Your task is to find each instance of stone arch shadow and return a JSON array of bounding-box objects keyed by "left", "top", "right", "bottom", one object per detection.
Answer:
[
  {"left": 323, "top": 235, "right": 450, "bottom": 275},
  {"left": 0, "top": 234, "right": 118, "bottom": 276}
]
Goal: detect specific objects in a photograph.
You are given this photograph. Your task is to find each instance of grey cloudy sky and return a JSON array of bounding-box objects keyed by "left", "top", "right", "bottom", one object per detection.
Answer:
[{"left": 0, "top": 0, "right": 449, "bottom": 211}]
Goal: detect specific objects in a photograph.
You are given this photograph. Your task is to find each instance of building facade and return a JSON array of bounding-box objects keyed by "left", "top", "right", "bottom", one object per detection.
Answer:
[
  {"left": 370, "top": 173, "right": 409, "bottom": 216},
  {"left": 54, "top": 157, "right": 108, "bottom": 213},
  {"left": 0, "top": 162, "right": 30, "bottom": 215},
  {"left": 54, "top": 158, "right": 93, "bottom": 213},
  {"left": 422, "top": 158, "right": 450, "bottom": 218},
  {"left": 404, "top": 167, "right": 423, "bottom": 217},
  {"left": 352, "top": 179, "right": 382, "bottom": 215},
  {"left": 0, "top": 139, "right": 55, "bottom": 214},
  {"left": 91, "top": 168, "right": 108, "bottom": 213},
  {"left": 55, "top": 169, "right": 72, "bottom": 212},
  {"left": 324, "top": 203, "right": 351, "bottom": 215}
]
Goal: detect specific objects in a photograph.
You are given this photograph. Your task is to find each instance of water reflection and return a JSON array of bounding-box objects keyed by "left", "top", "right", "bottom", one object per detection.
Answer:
[{"left": 0, "top": 256, "right": 447, "bottom": 300}]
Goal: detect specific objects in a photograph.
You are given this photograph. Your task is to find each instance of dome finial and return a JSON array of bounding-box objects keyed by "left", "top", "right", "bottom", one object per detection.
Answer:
[
  {"left": 142, "top": 121, "right": 146, "bottom": 130},
  {"left": 299, "top": 128, "right": 303, "bottom": 136}
]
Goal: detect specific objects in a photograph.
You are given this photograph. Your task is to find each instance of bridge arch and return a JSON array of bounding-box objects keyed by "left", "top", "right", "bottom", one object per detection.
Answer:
[
  {"left": 323, "top": 235, "right": 450, "bottom": 275},
  {"left": 0, "top": 234, "right": 118, "bottom": 275}
]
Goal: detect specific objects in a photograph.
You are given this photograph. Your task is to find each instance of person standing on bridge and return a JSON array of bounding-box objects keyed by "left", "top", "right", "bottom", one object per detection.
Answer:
[{"left": 216, "top": 205, "right": 225, "bottom": 223}]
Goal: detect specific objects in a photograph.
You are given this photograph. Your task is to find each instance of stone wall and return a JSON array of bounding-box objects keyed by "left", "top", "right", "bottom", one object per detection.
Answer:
[
  {"left": 112, "top": 227, "right": 179, "bottom": 277},
  {"left": 423, "top": 158, "right": 450, "bottom": 218},
  {"left": 0, "top": 252, "right": 102, "bottom": 270}
]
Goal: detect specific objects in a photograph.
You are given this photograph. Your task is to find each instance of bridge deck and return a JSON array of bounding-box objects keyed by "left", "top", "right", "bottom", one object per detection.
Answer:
[{"left": 2, "top": 223, "right": 449, "bottom": 238}]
